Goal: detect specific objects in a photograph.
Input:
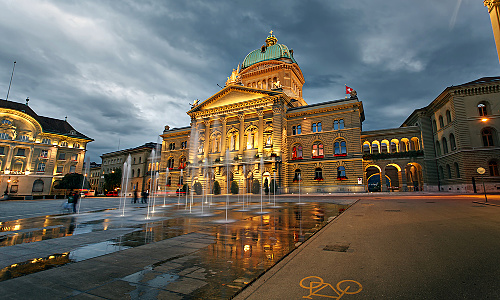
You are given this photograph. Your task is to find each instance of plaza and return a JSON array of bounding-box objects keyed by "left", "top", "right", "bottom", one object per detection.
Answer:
[{"left": 1, "top": 193, "right": 500, "bottom": 299}]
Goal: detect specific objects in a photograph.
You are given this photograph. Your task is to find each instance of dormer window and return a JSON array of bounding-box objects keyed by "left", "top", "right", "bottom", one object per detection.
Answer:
[
  {"left": 42, "top": 138, "right": 51, "bottom": 144},
  {"left": 19, "top": 135, "right": 29, "bottom": 142},
  {"left": 2, "top": 119, "right": 12, "bottom": 125},
  {"left": 60, "top": 141, "right": 68, "bottom": 147},
  {"left": 74, "top": 143, "right": 80, "bottom": 149},
  {"left": 69, "top": 130, "right": 76, "bottom": 135}
]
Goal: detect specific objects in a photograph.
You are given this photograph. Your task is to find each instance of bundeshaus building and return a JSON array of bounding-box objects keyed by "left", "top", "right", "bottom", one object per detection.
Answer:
[
  {"left": 159, "top": 33, "right": 500, "bottom": 195},
  {"left": 0, "top": 98, "right": 92, "bottom": 198}
]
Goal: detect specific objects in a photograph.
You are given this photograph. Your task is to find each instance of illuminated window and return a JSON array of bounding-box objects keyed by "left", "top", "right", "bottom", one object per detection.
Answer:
[
  {"left": 312, "top": 142, "right": 324, "bottom": 158},
  {"left": 478, "top": 103, "right": 487, "bottom": 116},
  {"left": 292, "top": 145, "right": 303, "bottom": 160},
  {"left": 179, "top": 156, "right": 186, "bottom": 169}
]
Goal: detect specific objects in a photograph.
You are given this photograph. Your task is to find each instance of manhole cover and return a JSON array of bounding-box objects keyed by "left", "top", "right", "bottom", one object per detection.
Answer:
[
  {"left": 385, "top": 209, "right": 401, "bottom": 212},
  {"left": 323, "top": 244, "right": 350, "bottom": 252}
]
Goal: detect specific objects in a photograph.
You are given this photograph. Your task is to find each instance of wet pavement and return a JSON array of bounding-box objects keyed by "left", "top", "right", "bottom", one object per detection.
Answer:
[{"left": 0, "top": 195, "right": 351, "bottom": 299}]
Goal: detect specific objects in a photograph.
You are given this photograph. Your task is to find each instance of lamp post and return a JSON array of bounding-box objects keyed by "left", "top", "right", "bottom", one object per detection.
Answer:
[
  {"left": 477, "top": 167, "right": 487, "bottom": 202},
  {"left": 4, "top": 177, "right": 11, "bottom": 198}
]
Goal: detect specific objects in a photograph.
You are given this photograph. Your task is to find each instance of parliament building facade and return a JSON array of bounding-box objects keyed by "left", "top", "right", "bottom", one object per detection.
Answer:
[{"left": 159, "top": 33, "right": 500, "bottom": 195}]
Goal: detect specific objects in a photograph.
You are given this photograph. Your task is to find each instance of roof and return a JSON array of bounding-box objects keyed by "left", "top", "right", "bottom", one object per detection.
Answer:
[
  {"left": 454, "top": 76, "right": 500, "bottom": 87},
  {"left": 101, "top": 142, "right": 158, "bottom": 157},
  {"left": 242, "top": 43, "right": 297, "bottom": 69},
  {"left": 0, "top": 98, "right": 92, "bottom": 140}
]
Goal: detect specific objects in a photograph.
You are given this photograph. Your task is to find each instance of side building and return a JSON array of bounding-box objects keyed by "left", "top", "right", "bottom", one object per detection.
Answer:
[
  {"left": 0, "top": 98, "right": 92, "bottom": 198},
  {"left": 100, "top": 142, "right": 158, "bottom": 195}
]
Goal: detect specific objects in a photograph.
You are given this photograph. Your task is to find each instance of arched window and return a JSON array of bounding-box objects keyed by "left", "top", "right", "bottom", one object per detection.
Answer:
[
  {"left": 371, "top": 142, "right": 379, "bottom": 154},
  {"left": 454, "top": 162, "right": 460, "bottom": 178},
  {"left": 478, "top": 103, "right": 487, "bottom": 116},
  {"left": 292, "top": 126, "right": 296, "bottom": 135},
  {"left": 390, "top": 141, "right": 397, "bottom": 153},
  {"left": 335, "top": 140, "right": 347, "bottom": 156},
  {"left": 317, "top": 122, "right": 322, "bottom": 132},
  {"left": 435, "top": 141, "right": 441, "bottom": 156},
  {"left": 446, "top": 164, "right": 452, "bottom": 179},
  {"left": 439, "top": 166, "right": 444, "bottom": 180},
  {"left": 381, "top": 141, "right": 388, "bottom": 153},
  {"left": 482, "top": 128, "right": 494, "bottom": 146},
  {"left": 314, "top": 168, "right": 323, "bottom": 180},
  {"left": 400, "top": 140, "right": 408, "bottom": 152},
  {"left": 137, "top": 169, "right": 140, "bottom": 177},
  {"left": 179, "top": 157, "right": 186, "bottom": 169},
  {"left": 363, "top": 143, "right": 370, "bottom": 154},
  {"left": 450, "top": 133, "right": 456, "bottom": 151},
  {"left": 337, "top": 166, "right": 346, "bottom": 179},
  {"left": 32, "top": 179, "right": 44, "bottom": 192},
  {"left": 439, "top": 115, "right": 444, "bottom": 128},
  {"left": 432, "top": 120, "right": 437, "bottom": 132},
  {"left": 411, "top": 137, "right": 420, "bottom": 151},
  {"left": 339, "top": 119, "right": 344, "bottom": 129},
  {"left": 132, "top": 169, "right": 135, "bottom": 177},
  {"left": 333, "top": 120, "right": 339, "bottom": 130},
  {"left": 489, "top": 160, "right": 499, "bottom": 176},
  {"left": 446, "top": 110, "right": 452, "bottom": 124},
  {"left": 312, "top": 142, "right": 324, "bottom": 158},
  {"left": 442, "top": 137, "right": 448, "bottom": 154},
  {"left": 167, "top": 176, "right": 172, "bottom": 186},
  {"left": 293, "top": 169, "right": 302, "bottom": 182},
  {"left": 167, "top": 157, "right": 175, "bottom": 169},
  {"left": 312, "top": 123, "right": 317, "bottom": 133},
  {"left": 292, "top": 145, "right": 303, "bottom": 160},
  {"left": 297, "top": 125, "right": 302, "bottom": 134}
]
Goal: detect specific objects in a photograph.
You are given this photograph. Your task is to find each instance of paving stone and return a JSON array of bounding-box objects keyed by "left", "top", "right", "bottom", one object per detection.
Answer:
[
  {"left": 152, "top": 262, "right": 182, "bottom": 273},
  {"left": 162, "top": 277, "right": 207, "bottom": 294},
  {"left": 86, "top": 280, "right": 137, "bottom": 299}
]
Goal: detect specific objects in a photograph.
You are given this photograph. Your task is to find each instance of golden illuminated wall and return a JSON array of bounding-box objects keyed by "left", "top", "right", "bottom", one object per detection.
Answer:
[{"left": 485, "top": 0, "right": 500, "bottom": 63}]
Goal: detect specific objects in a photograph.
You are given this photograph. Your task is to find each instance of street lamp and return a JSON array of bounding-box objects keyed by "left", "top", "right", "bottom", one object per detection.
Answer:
[
  {"left": 477, "top": 167, "right": 487, "bottom": 202},
  {"left": 4, "top": 177, "right": 11, "bottom": 198}
]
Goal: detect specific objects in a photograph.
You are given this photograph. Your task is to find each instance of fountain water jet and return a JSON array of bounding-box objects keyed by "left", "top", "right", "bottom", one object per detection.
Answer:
[
  {"left": 119, "top": 155, "right": 132, "bottom": 216},
  {"left": 77, "top": 157, "right": 91, "bottom": 214},
  {"left": 255, "top": 156, "right": 269, "bottom": 215}
]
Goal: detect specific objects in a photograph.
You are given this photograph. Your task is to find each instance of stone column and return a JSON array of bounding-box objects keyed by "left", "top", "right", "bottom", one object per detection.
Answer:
[
  {"left": 238, "top": 113, "right": 245, "bottom": 157},
  {"left": 257, "top": 109, "right": 264, "bottom": 155},
  {"left": 204, "top": 119, "right": 211, "bottom": 160},
  {"left": 220, "top": 116, "right": 227, "bottom": 158},
  {"left": 272, "top": 102, "right": 284, "bottom": 157},
  {"left": 4, "top": 146, "right": 15, "bottom": 171},
  {"left": 26, "top": 146, "right": 35, "bottom": 173},
  {"left": 400, "top": 166, "right": 407, "bottom": 192},
  {"left": 381, "top": 166, "right": 387, "bottom": 192},
  {"left": 485, "top": 0, "right": 500, "bottom": 63}
]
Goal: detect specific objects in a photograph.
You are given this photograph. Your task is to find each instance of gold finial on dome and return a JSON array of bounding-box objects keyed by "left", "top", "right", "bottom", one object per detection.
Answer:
[{"left": 265, "top": 30, "right": 278, "bottom": 47}]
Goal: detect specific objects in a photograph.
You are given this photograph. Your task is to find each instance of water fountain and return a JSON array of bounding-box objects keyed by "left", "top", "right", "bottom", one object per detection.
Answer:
[
  {"left": 214, "top": 150, "right": 236, "bottom": 223},
  {"left": 146, "top": 149, "right": 155, "bottom": 219},
  {"left": 269, "top": 170, "right": 281, "bottom": 208},
  {"left": 164, "top": 168, "right": 170, "bottom": 206},
  {"left": 119, "top": 155, "right": 132, "bottom": 216},
  {"left": 297, "top": 173, "right": 305, "bottom": 205},
  {"left": 255, "top": 155, "right": 268, "bottom": 215},
  {"left": 77, "top": 157, "right": 91, "bottom": 214}
]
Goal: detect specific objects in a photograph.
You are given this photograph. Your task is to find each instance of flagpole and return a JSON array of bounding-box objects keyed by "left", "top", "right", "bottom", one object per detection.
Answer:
[{"left": 6, "top": 61, "right": 16, "bottom": 100}]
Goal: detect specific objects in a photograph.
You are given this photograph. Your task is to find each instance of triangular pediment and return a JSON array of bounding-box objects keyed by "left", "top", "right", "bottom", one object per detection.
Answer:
[{"left": 188, "top": 86, "right": 283, "bottom": 114}]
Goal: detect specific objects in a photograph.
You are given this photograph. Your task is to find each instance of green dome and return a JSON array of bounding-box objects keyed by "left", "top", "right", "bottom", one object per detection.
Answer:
[{"left": 242, "top": 43, "right": 297, "bottom": 69}]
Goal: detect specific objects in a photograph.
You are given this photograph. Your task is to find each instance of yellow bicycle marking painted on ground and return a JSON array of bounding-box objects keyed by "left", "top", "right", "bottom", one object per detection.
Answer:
[{"left": 299, "top": 276, "right": 362, "bottom": 299}]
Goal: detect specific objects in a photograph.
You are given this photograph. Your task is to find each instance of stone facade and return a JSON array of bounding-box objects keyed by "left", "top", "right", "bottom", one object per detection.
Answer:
[
  {"left": 0, "top": 98, "right": 92, "bottom": 198},
  {"left": 159, "top": 33, "right": 500, "bottom": 194}
]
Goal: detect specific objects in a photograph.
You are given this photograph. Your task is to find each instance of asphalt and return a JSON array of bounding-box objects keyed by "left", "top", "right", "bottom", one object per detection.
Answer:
[{"left": 234, "top": 194, "right": 500, "bottom": 299}]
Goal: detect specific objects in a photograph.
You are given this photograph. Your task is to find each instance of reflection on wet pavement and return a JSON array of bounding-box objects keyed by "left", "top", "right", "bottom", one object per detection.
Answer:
[{"left": 0, "top": 199, "right": 349, "bottom": 298}]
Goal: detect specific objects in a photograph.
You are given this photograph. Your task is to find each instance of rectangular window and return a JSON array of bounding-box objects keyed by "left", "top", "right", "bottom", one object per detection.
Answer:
[
  {"left": 40, "top": 150, "right": 48, "bottom": 158},
  {"left": 16, "top": 149, "right": 26, "bottom": 156},
  {"left": 0, "top": 147, "right": 4, "bottom": 155},
  {"left": 72, "top": 154, "right": 78, "bottom": 161},
  {"left": 56, "top": 166, "right": 63, "bottom": 173},
  {"left": 58, "top": 153, "right": 66, "bottom": 160},
  {"left": 69, "top": 165, "right": 76, "bottom": 173}
]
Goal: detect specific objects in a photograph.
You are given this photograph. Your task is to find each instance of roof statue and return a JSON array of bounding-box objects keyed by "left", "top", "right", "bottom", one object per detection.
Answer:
[
  {"left": 225, "top": 64, "right": 241, "bottom": 86},
  {"left": 272, "top": 80, "right": 282, "bottom": 89},
  {"left": 190, "top": 99, "right": 199, "bottom": 108},
  {"left": 265, "top": 30, "right": 278, "bottom": 47},
  {"left": 242, "top": 31, "right": 297, "bottom": 69}
]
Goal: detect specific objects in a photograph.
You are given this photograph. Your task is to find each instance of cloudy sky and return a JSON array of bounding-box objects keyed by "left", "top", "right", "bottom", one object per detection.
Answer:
[{"left": 0, "top": 0, "right": 497, "bottom": 162}]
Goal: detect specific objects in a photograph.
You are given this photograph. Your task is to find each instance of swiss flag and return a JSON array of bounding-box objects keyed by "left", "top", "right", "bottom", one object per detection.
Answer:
[{"left": 346, "top": 85, "right": 353, "bottom": 94}]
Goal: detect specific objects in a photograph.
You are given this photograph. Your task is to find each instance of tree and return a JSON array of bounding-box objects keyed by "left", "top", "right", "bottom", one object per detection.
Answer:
[
  {"left": 194, "top": 181, "right": 202, "bottom": 195},
  {"left": 103, "top": 168, "right": 122, "bottom": 192},
  {"left": 213, "top": 181, "right": 221, "bottom": 195},
  {"left": 230, "top": 180, "right": 239, "bottom": 194},
  {"left": 54, "top": 173, "right": 84, "bottom": 190},
  {"left": 264, "top": 178, "right": 269, "bottom": 195},
  {"left": 252, "top": 179, "right": 261, "bottom": 194}
]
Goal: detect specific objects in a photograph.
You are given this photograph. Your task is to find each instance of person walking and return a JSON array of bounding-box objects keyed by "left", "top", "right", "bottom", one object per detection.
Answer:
[
  {"left": 133, "top": 190, "right": 138, "bottom": 204},
  {"left": 72, "top": 191, "right": 80, "bottom": 213}
]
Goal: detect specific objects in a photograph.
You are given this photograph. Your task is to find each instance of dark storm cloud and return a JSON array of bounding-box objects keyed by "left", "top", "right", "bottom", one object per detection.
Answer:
[{"left": 0, "top": 0, "right": 497, "bottom": 161}]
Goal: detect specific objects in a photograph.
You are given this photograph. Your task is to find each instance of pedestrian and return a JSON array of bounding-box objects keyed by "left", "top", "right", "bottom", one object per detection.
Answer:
[
  {"left": 141, "top": 191, "right": 146, "bottom": 203},
  {"left": 133, "top": 190, "right": 138, "bottom": 204},
  {"left": 72, "top": 191, "right": 80, "bottom": 213}
]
